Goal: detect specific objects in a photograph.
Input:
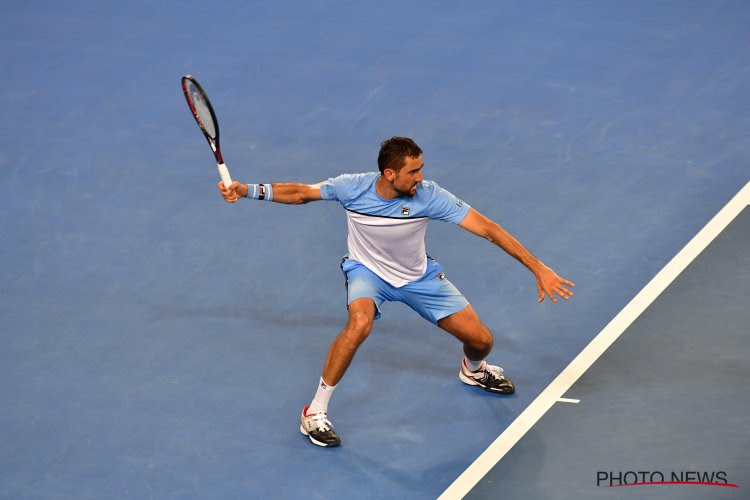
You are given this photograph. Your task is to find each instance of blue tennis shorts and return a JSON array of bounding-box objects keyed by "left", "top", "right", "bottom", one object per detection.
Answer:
[{"left": 340, "top": 256, "right": 469, "bottom": 324}]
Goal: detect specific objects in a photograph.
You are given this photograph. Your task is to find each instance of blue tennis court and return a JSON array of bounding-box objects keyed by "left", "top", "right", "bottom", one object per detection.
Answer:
[
  {"left": 1, "top": 1, "right": 748, "bottom": 498},
  {"left": 461, "top": 201, "right": 750, "bottom": 499}
]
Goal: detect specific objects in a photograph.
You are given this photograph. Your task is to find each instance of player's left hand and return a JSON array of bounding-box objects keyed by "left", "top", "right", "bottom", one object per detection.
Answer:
[{"left": 534, "top": 264, "right": 575, "bottom": 303}]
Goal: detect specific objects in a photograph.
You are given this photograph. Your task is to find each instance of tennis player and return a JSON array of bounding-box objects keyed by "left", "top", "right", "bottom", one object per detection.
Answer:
[{"left": 218, "top": 137, "right": 574, "bottom": 448}]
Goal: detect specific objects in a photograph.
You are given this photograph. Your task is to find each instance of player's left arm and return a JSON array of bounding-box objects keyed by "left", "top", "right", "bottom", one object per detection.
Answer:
[{"left": 458, "top": 208, "right": 575, "bottom": 303}]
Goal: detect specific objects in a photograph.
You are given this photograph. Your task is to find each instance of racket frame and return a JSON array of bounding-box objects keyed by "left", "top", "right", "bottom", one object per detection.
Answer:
[{"left": 181, "top": 75, "right": 233, "bottom": 187}]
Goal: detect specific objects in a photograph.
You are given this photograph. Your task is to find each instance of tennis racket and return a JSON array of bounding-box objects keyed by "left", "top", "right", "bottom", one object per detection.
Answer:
[{"left": 181, "top": 75, "right": 233, "bottom": 188}]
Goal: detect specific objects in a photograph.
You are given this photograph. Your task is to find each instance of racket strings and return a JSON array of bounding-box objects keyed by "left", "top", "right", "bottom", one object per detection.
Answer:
[{"left": 185, "top": 81, "right": 217, "bottom": 139}]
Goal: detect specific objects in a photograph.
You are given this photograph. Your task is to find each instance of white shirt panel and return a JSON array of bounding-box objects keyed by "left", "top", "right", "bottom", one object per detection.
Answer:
[{"left": 345, "top": 210, "right": 428, "bottom": 287}]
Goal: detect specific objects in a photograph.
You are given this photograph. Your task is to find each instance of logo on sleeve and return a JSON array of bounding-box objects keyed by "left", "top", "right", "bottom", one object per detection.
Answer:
[
  {"left": 401, "top": 206, "right": 410, "bottom": 215},
  {"left": 456, "top": 200, "right": 463, "bottom": 207}
]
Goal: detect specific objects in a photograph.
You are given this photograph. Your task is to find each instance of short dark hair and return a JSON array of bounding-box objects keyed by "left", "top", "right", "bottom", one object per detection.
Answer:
[{"left": 377, "top": 136, "right": 422, "bottom": 174}]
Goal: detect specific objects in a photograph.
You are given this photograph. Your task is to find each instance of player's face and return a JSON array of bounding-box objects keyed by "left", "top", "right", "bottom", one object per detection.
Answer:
[{"left": 393, "top": 155, "right": 424, "bottom": 197}]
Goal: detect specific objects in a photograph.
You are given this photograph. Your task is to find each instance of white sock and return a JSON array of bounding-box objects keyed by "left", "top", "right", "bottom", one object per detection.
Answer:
[
  {"left": 464, "top": 356, "right": 484, "bottom": 372},
  {"left": 307, "top": 377, "right": 336, "bottom": 414}
]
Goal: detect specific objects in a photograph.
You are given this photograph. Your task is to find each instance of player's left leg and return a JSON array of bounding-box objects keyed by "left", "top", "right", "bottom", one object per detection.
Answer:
[
  {"left": 399, "top": 258, "right": 514, "bottom": 394},
  {"left": 438, "top": 306, "right": 515, "bottom": 394},
  {"left": 437, "top": 304, "right": 493, "bottom": 360}
]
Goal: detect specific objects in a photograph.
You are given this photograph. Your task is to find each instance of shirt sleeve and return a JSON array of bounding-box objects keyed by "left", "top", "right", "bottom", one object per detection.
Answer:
[
  {"left": 426, "top": 181, "right": 471, "bottom": 224},
  {"left": 319, "top": 173, "right": 374, "bottom": 204}
]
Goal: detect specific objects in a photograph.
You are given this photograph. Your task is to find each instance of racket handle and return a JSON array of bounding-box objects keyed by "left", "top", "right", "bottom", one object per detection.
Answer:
[{"left": 217, "top": 163, "right": 233, "bottom": 188}]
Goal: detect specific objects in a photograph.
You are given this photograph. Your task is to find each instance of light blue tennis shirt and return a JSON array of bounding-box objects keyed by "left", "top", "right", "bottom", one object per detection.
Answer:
[{"left": 320, "top": 172, "right": 471, "bottom": 287}]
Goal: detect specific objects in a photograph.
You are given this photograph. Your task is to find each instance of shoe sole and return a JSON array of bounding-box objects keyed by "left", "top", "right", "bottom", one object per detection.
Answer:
[
  {"left": 300, "top": 424, "right": 340, "bottom": 448},
  {"left": 459, "top": 370, "right": 515, "bottom": 394}
]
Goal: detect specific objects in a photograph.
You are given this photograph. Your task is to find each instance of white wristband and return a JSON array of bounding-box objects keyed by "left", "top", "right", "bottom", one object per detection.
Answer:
[{"left": 246, "top": 183, "right": 274, "bottom": 201}]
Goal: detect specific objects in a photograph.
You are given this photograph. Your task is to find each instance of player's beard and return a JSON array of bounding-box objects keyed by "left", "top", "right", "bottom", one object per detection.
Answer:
[{"left": 394, "top": 182, "right": 419, "bottom": 198}]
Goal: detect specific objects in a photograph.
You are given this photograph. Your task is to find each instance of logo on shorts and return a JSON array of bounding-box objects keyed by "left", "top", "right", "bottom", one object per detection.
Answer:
[
  {"left": 401, "top": 206, "right": 410, "bottom": 215},
  {"left": 437, "top": 272, "right": 445, "bottom": 280}
]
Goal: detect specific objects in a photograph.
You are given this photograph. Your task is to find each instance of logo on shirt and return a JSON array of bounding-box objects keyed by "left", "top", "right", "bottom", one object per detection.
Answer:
[
  {"left": 456, "top": 200, "right": 463, "bottom": 207},
  {"left": 437, "top": 272, "right": 446, "bottom": 280},
  {"left": 401, "top": 206, "right": 410, "bottom": 215}
]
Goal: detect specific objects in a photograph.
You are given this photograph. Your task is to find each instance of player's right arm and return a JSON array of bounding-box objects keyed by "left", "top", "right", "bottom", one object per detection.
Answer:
[{"left": 217, "top": 181, "right": 324, "bottom": 204}]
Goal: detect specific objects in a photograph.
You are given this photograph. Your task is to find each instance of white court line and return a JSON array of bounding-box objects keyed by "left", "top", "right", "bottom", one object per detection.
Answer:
[
  {"left": 439, "top": 180, "right": 750, "bottom": 500},
  {"left": 557, "top": 398, "right": 580, "bottom": 404}
]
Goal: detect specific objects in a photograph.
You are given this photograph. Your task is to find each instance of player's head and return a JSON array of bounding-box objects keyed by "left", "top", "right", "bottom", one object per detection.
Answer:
[
  {"left": 378, "top": 136, "right": 423, "bottom": 174},
  {"left": 378, "top": 137, "right": 424, "bottom": 197}
]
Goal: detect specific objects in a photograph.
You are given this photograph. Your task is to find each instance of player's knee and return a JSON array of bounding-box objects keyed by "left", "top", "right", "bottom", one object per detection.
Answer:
[
  {"left": 345, "top": 313, "right": 373, "bottom": 344},
  {"left": 471, "top": 326, "right": 494, "bottom": 355}
]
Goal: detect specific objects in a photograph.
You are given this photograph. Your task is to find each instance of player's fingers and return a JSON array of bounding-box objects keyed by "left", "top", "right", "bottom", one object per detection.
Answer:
[
  {"left": 221, "top": 191, "right": 238, "bottom": 203},
  {"left": 562, "top": 279, "right": 576, "bottom": 287}
]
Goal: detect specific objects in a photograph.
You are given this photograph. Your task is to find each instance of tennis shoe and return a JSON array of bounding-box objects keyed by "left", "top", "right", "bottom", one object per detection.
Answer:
[
  {"left": 459, "top": 359, "right": 515, "bottom": 394},
  {"left": 300, "top": 406, "right": 341, "bottom": 447}
]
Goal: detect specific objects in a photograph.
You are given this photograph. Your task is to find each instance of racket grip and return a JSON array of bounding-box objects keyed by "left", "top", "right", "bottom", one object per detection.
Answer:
[{"left": 217, "top": 163, "right": 233, "bottom": 188}]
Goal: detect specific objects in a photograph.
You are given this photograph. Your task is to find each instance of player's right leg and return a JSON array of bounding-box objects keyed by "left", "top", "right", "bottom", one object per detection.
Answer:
[
  {"left": 321, "top": 298, "right": 376, "bottom": 386},
  {"left": 300, "top": 297, "right": 377, "bottom": 448}
]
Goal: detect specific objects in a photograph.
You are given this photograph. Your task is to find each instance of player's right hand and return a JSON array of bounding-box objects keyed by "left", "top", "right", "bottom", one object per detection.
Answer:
[{"left": 218, "top": 181, "right": 243, "bottom": 203}]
